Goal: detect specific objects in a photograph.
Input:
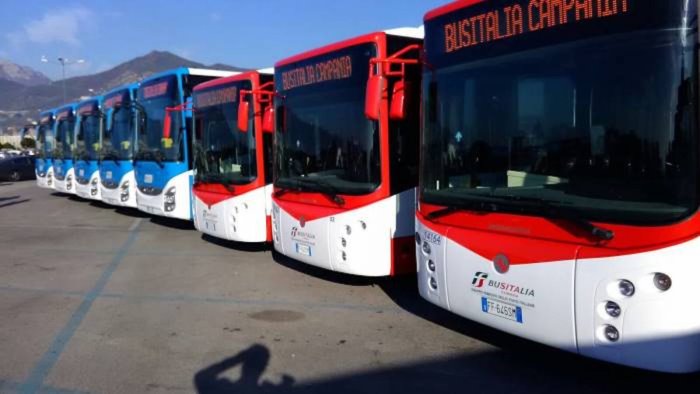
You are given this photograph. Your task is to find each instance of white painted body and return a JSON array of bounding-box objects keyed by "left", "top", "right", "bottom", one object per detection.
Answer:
[
  {"left": 74, "top": 169, "right": 101, "bottom": 201},
  {"left": 36, "top": 166, "right": 53, "bottom": 189},
  {"left": 193, "top": 184, "right": 273, "bottom": 242},
  {"left": 101, "top": 170, "right": 137, "bottom": 208},
  {"left": 416, "top": 219, "right": 700, "bottom": 373},
  {"left": 136, "top": 170, "right": 192, "bottom": 220},
  {"left": 53, "top": 168, "right": 75, "bottom": 194},
  {"left": 272, "top": 188, "right": 415, "bottom": 276}
]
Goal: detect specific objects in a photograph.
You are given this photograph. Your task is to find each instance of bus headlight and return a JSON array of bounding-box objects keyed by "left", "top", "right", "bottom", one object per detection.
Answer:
[
  {"left": 164, "top": 186, "right": 176, "bottom": 212},
  {"left": 605, "top": 301, "right": 621, "bottom": 318},
  {"left": 422, "top": 241, "right": 431, "bottom": 255},
  {"left": 603, "top": 325, "right": 620, "bottom": 342},
  {"left": 653, "top": 273, "right": 672, "bottom": 291},
  {"left": 120, "top": 181, "right": 130, "bottom": 202},
  {"left": 618, "top": 280, "right": 635, "bottom": 297},
  {"left": 90, "top": 178, "right": 99, "bottom": 195},
  {"left": 415, "top": 232, "right": 421, "bottom": 245},
  {"left": 66, "top": 175, "right": 73, "bottom": 190}
]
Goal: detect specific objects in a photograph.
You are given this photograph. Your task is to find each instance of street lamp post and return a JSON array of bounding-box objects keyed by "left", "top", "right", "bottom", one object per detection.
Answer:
[{"left": 40, "top": 56, "right": 86, "bottom": 103}]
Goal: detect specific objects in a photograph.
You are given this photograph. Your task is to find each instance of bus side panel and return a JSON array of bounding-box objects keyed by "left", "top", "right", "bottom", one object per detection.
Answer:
[{"left": 576, "top": 237, "right": 700, "bottom": 373}]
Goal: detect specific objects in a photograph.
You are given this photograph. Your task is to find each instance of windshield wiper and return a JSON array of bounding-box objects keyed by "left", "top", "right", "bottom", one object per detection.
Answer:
[
  {"left": 295, "top": 177, "right": 345, "bottom": 205},
  {"left": 101, "top": 148, "right": 120, "bottom": 165},
  {"left": 152, "top": 150, "right": 165, "bottom": 168},
  {"left": 425, "top": 199, "right": 501, "bottom": 220},
  {"left": 493, "top": 195, "right": 615, "bottom": 241}
]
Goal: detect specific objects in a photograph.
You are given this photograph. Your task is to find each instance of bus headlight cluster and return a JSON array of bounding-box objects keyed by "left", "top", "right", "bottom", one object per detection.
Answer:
[
  {"left": 66, "top": 175, "right": 73, "bottom": 190},
  {"left": 120, "top": 181, "right": 130, "bottom": 202},
  {"left": 90, "top": 178, "right": 99, "bottom": 196},
  {"left": 164, "top": 186, "right": 176, "bottom": 212},
  {"left": 653, "top": 273, "right": 672, "bottom": 291},
  {"left": 422, "top": 241, "right": 431, "bottom": 255}
]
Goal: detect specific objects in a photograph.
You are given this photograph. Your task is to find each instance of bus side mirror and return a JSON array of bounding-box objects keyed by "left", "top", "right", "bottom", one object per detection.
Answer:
[
  {"left": 365, "top": 74, "right": 385, "bottom": 121},
  {"left": 263, "top": 106, "right": 274, "bottom": 134},
  {"left": 237, "top": 100, "right": 249, "bottom": 133},
  {"left": 390, "top": 80, "right": 410, "bottom": 121}
]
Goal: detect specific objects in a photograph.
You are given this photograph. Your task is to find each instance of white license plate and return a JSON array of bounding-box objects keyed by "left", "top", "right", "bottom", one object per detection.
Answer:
[
  {"left": 79, "top": 169, "right": 85, "bottom": 176},
  {"left": 295, "top": 243, "right": 312, "bottom": 256},
  {"left": 106, "top": 171, "right": 112, "bottom": 180},
  {"left": 144, "top": 174, "right": 153, "bottom": 184},
  {"left": 481, "top": 297, "right": 523, "bottom": 323}
]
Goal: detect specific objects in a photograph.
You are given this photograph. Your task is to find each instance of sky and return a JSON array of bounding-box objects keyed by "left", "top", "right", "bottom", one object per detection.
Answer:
[{"left": 0, "top": 0, "right": 448, "bottom": 80}]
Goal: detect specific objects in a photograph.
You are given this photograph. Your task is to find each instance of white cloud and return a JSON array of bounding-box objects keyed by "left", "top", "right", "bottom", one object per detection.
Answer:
[{"left": 7, "top": 7, "right": 94, "bottom": 47}]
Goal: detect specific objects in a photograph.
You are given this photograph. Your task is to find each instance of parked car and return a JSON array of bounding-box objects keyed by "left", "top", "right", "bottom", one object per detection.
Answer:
[{"left": 0, "top": 156, "right": 36, "bottom": 181}]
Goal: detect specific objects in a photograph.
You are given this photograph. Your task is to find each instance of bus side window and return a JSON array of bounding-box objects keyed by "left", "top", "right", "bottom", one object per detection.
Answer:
[
  {"left": 389, "top": 74, "right": 421, "bottom": 194},
  {"left": 263, "top": 132, "right": 273, "bottom": 184}
]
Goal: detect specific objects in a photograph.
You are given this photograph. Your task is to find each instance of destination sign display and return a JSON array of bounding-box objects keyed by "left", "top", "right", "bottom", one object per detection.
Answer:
[
  {"left": 104, "top": 91, "right": 129, "bottom": 108},
  {"left": 78, "top": 102, "right": 98, "bottom": 115},
  {"left": 281, "top": 55, "right": 352, "bottom": 91},
  {"left": 140, "top": 76, "right": 176, "bottom": 100},
  {"left": 56, "top": 109, "right": 73, "bottom": 120},
  {"left": 194, "top": 86, "right": 238, "bottom": 108},
  {"left": 40, "top": 115, "right": 53, "bottom": 124},
  {"left": 425, "top": 0, "right": 690, "bottom": 67}
]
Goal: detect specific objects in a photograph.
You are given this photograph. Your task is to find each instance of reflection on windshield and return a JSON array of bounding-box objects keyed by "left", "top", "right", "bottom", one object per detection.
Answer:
[
  {"left": 137, "top": 76, "right": 181, "bottom": 162},
  {"left": 37, "top": 123, "right": 54, "bottom": 159},
  {"left": 421, "top": 30, "right": 698, "bottom": 225},
  {"left": 55, "top": 117, "right": 76, "bottom": 160},
  {"left": 77, "top": 115, "right": 102, "bottom": 161},
  {"left": 103, "top": 105, "right": 136, "bottom": 161},
  {"left": 194, "top": 85, "right": 256, "bottom": 185}
]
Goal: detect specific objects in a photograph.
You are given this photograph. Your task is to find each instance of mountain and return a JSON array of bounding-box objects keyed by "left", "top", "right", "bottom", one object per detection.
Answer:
[
  {"left": 0, "top": 59, "right": 51, "bottom": 86},
  {"left": 0, "top": 51, "right": 248, "bottom": 113}
]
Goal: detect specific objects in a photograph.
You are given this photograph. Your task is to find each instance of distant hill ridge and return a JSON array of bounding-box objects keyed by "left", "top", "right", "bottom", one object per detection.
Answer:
[{"left": 0, "top": 50, "right": 249, "bottom": 112}]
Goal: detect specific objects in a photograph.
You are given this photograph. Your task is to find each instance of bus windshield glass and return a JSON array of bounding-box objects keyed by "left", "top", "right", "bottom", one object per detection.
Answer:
[
  {"left": 275, "top": 43, "right": 380, "bottom": 195},
  {"left": 103, "top": 93, "right": 136, "bottom": 161},
  {"left": 193, "top": 80, "right": 257, "bottom": 186},
  {"left": 137, "top": 75, "right": 181, "bottom": 162},
  {"left": 37, "top": 121, "right": 54, "bottom": 159},
  {"left": 77, "top": 112, "right": 101, "bottom": 161},
  {"left": 422, "top": 5, "right": 698, "bottom": 225},
  {"left": 54, "top": 115, "right": 76, "bottom": 160}
]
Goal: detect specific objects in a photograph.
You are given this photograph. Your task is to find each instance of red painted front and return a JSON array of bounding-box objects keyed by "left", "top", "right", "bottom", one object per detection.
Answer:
[{"left": 418, "top": 201, "right": 700, "bottom": 265}]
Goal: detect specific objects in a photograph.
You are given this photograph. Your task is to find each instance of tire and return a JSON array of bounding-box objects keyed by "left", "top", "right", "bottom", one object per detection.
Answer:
[{"left": 9, "top": 171, "right": 20, "bottom": 182}]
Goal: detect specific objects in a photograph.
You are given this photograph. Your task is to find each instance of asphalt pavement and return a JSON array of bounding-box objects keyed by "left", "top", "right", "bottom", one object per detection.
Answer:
[{"left": 0, "top": 180, "right": 697, "bottom": 393}]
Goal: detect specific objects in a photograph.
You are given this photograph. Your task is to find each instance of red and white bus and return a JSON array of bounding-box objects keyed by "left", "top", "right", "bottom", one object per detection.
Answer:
[
  {"left": 417, "top": 0, "right": 700, "bottom": 372},
  {"left": 191, "top": 69, "right": 276, "bottom": 242},
  {"left": 271, "top": 28, "right": 423, "bottom": 276}
]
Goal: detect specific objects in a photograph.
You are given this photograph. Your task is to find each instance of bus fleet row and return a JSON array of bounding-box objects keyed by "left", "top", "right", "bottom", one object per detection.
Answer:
[{"left": 33, "top": 0, "right": 700, "bottom": 373}]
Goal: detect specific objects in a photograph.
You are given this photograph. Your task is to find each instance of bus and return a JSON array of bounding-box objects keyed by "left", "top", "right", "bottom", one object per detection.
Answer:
[
  {"left": 74, "top": 96, "right": 103, "bottom": 200},
  {"left": 52, "top": 103, "right": 78, "bottom": 194},
  {"left": 134, "top": 68, "right": 235, "bottom": 220},
  {"left": 417, "top": 0, "right": 699, "bottom": 373},
  {"left": 35, "top": 110, "right": 56, "bottom": 189},
  {"left": 100, "top": 84, "right": 139, "bottom": 207},
  {"left": 271, "top": 28, "right": 423, "bottom": 276},
  {"left": 191, "top": 69, "right": 278, "bottom": 242}
]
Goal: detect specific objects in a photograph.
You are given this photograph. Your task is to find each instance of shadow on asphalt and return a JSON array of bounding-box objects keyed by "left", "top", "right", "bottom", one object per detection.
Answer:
[
  {"left": 113, "top": 207, "right": 151, "bottom": 218},
  {"left": 0, "top": 198, "right": 29, "bottom": 209},
  {"left": 193, "top": 343, "right": 700, "bottom": 394},
  {"left": 149, "top": 215, "right": 195, "bottom": 230},
  {"left": 270, "top": 250, "right": 378, "bottom": 287},
  {"left": 201, "top": 234, "right": 271, "bottom": 253}
]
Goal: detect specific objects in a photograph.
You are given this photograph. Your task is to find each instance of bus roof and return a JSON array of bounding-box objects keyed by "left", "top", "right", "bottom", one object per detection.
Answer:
[
  {"left": 424, "top": 0, "right": 484, "bottom": 21},
  {"left": 139, "top": 67, "right": 236, "bottom": 84},
  {"left": 275, "top": 28, "right": 422, "bottom": 68},
  {"left": 194, "top": 71, "right": 268, "bottom": 92},
  {"left": 104, "top": 83, "right": 138, "bottom": 98}
]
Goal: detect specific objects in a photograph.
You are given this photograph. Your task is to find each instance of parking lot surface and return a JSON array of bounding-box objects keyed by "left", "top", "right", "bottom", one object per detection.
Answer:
[{"left": 0, "top": 180, "right": 698, "bottom": 394}]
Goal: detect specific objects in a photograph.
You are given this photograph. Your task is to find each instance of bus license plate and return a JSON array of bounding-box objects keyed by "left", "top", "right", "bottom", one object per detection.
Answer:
[
  {"left": 481, "top": 297, "right": 523, "bottom": 323},
  {"left": 295, "top": 243, "right": 312, "bottom": 257}
]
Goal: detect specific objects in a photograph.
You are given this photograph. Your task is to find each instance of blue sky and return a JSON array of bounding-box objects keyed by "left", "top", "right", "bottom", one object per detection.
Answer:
[{"left": 0, "top": 0, "right": 447, "bottom": 80}]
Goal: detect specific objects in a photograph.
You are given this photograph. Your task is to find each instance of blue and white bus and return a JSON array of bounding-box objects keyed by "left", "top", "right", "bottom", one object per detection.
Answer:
[
  {"left": 52, "top": 103, "right": 78, "bottom": 194},
  {"left": 100, "top": 84, "right": 139, "bottom": 207},
  {"left": 35, "top": 109, "right": 56, "bottom": 189},
  {"left": 74, "top": 96, "right": 103, "bottom": 200},
  {"left": 134, "top": 68, "right": 234, "bottom": 220}
]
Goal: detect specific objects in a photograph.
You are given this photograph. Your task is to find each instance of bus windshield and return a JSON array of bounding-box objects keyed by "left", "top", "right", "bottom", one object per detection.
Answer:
[
  {"left": 422, "top": 29, "right": 698, "bottom": 225},
  {"left": 77, "top": 114, "right": 102, "bottom": 161},
  {"left": 275, "top": 43, "right": 380, "bottom": 195},
  {"left": 137, "top": 75, "right": 181, "bottom": 162},
  {"left": 54, "top": 116, "right": 76, "bottom": 160},
  {"left": 37, "top": 121, "right": 54, "bottom": 159},
  {"left": 103, "top": 104, "right": 136, "bottom": 161},
  {"left": 193, "top": 81, "right": 257, "bottom": 186}
]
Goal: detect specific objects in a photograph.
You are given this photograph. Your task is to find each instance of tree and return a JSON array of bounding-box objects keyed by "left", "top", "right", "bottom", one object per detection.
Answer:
[{"left": 20, "top": 137, "right": 36, "bottom": 149}]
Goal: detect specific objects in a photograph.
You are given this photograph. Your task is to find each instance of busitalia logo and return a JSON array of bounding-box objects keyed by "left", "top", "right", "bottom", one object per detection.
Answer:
[{"left": 472, "top": 272, "right": 488, "bottom": 288}]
